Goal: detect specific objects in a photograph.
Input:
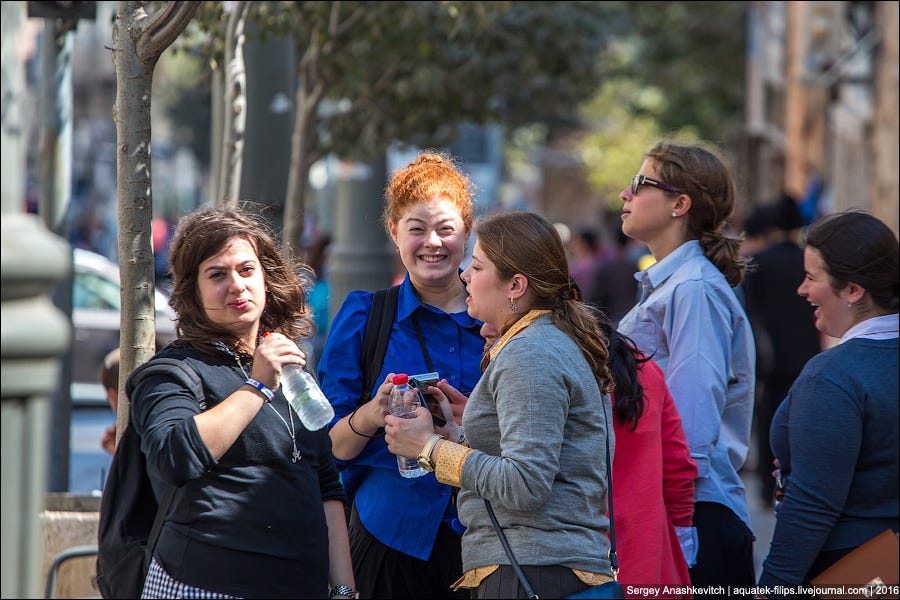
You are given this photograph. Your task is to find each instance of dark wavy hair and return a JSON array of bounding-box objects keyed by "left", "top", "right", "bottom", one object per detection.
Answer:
[
  {"left": 598, "top": 318, "right": 650, "bottom": 431},
  {"left": 647, "top": 140, "right": 748, "bottom": 286},
  {"left": 167, "top": 204, "right": 314, "bottom": 356},
  {"left": 475, "top": 210, "right": 612, "bottom": 392},
  {"left": 805, "top": 209, "right": 899, "bottom": 313}
]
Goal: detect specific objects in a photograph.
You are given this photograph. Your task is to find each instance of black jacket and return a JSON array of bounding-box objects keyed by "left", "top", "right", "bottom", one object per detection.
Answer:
[{"left": 130, "top": 341, "right": 344, "bottom": 598}]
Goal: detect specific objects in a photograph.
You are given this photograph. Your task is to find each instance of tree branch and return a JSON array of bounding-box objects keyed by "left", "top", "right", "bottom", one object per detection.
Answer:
[{"left": 137, "top": 1, "right": 200, "bottom": 63}]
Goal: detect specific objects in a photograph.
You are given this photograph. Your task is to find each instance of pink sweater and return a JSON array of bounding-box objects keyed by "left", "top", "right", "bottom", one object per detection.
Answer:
[{"left": 613, "top": 358, "right": 697, "bottom": 597}]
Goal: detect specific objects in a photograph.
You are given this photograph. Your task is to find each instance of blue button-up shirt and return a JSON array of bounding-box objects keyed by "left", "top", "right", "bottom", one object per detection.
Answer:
[
  {"left": 617, "top": 240, "right": 755, "bottom": 528},
  {"left": 318, "top": 274, "right": 484, "bottom": 559}
]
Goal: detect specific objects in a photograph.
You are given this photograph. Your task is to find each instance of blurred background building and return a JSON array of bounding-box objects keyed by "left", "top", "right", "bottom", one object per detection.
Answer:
[{"left": 741, "top": 0, "right": 898, "bottom": 234}]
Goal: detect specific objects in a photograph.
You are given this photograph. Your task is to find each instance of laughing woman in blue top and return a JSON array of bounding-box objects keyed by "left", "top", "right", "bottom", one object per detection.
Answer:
[
  {"left": 758, "top": 211, "right": 899, "bottom": 596},
  {"left": 318, "top": 153, "right": 484, "bottom": 599},
  {"left": 616, "top": 141, "right": 757, "bottom": 591}
]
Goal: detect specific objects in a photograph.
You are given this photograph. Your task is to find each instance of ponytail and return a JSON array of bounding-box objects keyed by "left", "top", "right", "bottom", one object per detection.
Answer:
[{"left": 699, "top": 230, "right": 748, "bottom": 287}]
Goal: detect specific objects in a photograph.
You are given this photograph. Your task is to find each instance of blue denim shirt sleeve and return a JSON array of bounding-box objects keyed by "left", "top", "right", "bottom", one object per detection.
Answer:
[
  {"left": 663, "top": 276, "right": 733, "bottom": 478},
  {"left": 317, "top": 289, "right": 372, "bottom": 426}
]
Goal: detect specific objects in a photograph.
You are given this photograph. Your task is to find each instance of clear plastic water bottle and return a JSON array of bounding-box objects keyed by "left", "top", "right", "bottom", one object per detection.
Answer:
[
  {"left": 281, "top": 364, "right": 335, "bottom": 431},
  {"left": 389, "top": 373, "right": 427, "bottom": 478}
]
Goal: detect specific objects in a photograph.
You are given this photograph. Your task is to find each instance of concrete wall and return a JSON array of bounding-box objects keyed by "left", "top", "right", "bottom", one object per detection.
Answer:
[{"left": 40, "top": 494, "right": 99, "bottom": 599}]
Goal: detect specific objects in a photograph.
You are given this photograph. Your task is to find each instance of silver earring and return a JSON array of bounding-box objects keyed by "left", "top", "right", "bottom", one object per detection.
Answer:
[
  {"left": 508, "top": 298, "right": 517, "bottom": 312},
  {"left": 848, "top": 303, "right": 853, "bottom": 308},
  {"left": 671, "top": 212, "right": 678, "bottom": 218}
]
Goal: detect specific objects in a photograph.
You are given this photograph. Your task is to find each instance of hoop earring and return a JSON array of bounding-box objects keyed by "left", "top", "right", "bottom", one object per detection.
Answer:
[{"left": 508, "top": 298, "right": 517, "bottom": 312}]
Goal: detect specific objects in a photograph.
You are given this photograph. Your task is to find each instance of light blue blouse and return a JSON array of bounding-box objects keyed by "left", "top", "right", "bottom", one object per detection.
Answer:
[{"left": 617, "top": 240, "right": 755, "bottom": 528}]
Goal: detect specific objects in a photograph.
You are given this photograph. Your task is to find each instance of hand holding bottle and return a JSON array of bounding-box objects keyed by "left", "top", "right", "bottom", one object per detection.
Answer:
[
  {"left": 388, "top": 374, "right": 428, "bottom": 477},
  {"left": 260, "top": 332, "right": 334, "bottom": 430},
  {"left": 255, "top": 331, "right": 305, "bottom": 391},
  {"left": 384, "top": 383, "right": 438, "bottom": 469}
]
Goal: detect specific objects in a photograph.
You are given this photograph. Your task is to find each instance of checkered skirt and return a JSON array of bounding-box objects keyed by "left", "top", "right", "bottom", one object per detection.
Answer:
[{"left": 141, "top": 556, "right": 242, "bottom": 599}]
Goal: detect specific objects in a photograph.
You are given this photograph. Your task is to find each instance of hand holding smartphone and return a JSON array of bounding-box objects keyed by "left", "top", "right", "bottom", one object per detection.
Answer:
[{"left": 409, "top": 372, "right": 446, "bottom": 427}]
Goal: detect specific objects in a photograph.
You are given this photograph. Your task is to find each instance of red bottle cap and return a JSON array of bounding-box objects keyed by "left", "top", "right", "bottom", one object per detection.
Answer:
[{"left": 392, "top": 373, "right": 408, "bottom": 385}]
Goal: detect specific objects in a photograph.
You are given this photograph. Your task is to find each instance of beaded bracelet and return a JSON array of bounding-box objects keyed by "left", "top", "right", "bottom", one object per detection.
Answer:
[{"left": 245, "top": 378, "right": 275, "bottom": 402}]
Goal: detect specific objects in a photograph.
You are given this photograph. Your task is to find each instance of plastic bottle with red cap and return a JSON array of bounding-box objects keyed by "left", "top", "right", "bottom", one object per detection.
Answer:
[{"left": 388, "top": 373, "right": 427, "bottom": 478}]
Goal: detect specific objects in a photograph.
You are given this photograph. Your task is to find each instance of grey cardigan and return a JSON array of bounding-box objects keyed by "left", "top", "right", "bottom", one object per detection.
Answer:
[{"left": 458, "top": 316, "right": 613, "bottom": 575}]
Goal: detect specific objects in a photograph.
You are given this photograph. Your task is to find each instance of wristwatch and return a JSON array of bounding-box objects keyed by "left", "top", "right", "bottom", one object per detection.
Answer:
[
  {"left": 417, "top": 434, "right": 445, "bottom": 472},
  {"left": 329, "top": 585, "right": 360, "bottom": 599}
]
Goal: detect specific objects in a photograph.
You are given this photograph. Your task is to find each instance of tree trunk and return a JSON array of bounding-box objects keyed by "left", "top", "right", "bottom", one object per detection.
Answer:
[
  {"left": 219, "top": 1, "right": 249, "bottom": 207},
  {"left": 112, "top": 0, "right": 197, "bottom": 443},
  {"left": 283, "top": 75, "right": 323, "bottom": 255},
  {"left": 210, "top": 64, "right": 225, "bottom": 205}
]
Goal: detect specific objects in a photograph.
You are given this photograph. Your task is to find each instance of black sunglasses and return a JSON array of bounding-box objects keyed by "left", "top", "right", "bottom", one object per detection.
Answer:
[{"left": 631, "top": 174, "right": 683, "bottom": 196}]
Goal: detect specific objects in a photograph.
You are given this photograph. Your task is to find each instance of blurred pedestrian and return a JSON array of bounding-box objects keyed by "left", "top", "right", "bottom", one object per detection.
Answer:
[
  {"left": 98, "top": 347, "right": 120, "bottom": 455},
  {"left": 587, "top": 227, "right": 640, "bottom": 326},
  {"left": 384, "top": 210, "right": 616, "bottom": 599},
  {"left": 568, "top": 227, "right": 601, "bottom": 300},
  {"left": 739, "top": 204, "right": 777, "bottom": 259},
  {"left": 616, "top": 140, "right": 757, "bottom": 591},
  {"left": 758, "top": 210, "right": 899, "bottom": 595},
  {"left": 304, "top": 230, "right": 332, "bottom": 374},
  {"left": 742, "top": 194, "right": 821, "bottom": 504},
  {"left": 319, "top": 152, "right": 484, "bottom": 599},
  {"left": 129, "top": 204, "right": 356, "bottom": 599}
]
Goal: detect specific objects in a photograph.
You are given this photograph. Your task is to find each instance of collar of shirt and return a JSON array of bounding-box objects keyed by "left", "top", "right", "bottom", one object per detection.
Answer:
[
  {"left": 395, "top": 271, "right": 480, "bottom": 329},
  {"left": 839, "top": 313, "right": 900, "bottom": 344},
  {"left": 634, "top": 240, "right": 703, "bottom": 303}
]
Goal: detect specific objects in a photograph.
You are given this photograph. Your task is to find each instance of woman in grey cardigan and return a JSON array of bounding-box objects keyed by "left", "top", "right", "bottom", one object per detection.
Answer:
[{"left": 385, "top": 210, "right": 615, "bottom": 599}]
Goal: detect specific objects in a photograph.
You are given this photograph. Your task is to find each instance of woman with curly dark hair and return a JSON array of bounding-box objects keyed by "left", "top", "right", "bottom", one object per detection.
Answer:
[{"left": 130, "top": 204, "right": 356, "bottom": 599}]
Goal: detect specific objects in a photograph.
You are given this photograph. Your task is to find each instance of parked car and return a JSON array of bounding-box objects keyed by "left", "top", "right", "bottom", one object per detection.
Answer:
[
  {"left": 71, "top": 248, "right": 177, "bottom": 399},
  {"left": 69, "top": 248, "right": 176, "bottom": 494}
]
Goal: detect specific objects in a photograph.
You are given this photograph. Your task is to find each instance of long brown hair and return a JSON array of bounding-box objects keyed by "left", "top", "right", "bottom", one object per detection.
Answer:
[
  {"left": 476, "top": 210, "right": 612, "bottom": 391},
  {"left": 647, "top": 140, "right": 748, "bottom": 286},
  {"left": 167, "top": 204, "right": 314, "bottom": 355}
]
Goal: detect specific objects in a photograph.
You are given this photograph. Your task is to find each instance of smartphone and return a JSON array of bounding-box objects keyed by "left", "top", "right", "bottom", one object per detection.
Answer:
[{"left": 409, "top": 372, "right": 446, "bottom": 427}]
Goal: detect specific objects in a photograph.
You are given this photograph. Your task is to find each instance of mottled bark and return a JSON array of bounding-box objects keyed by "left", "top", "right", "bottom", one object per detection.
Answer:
[
  {"left": 219, "top": 1, "right": 250, "bottom": 206},
  {"left": 112, "top": 0, "right": 197, "bottom": 442}
]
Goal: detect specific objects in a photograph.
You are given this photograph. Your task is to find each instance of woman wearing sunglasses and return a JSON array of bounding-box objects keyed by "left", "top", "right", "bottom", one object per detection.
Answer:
[{"left": 615, "top": 140, "right": 756, "bottom": 592}]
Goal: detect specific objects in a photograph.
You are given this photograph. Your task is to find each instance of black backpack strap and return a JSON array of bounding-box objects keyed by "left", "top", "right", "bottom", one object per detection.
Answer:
[
  {"left": 124, "top": 358, "right": 205, "bottom": 557},
  {"left": 358, "top": 285, "right": 400, "bottom": 405},
  {"left": 126, "top": 358, "right": 206, "bottom": 410},
  {"left": 146, "top": 480, "right": 176, "bottom": 567}
]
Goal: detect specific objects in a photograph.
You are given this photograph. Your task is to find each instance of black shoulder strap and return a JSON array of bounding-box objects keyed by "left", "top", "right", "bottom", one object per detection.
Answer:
[
  {"left": 119, "top": 358, "right": 205, "bottom": 570},
  {"left": 358, "top": 285, "right": 400, "bottom": 405},
  {"left": 126, "top": 358, "right": 206, "bottom": 410}
]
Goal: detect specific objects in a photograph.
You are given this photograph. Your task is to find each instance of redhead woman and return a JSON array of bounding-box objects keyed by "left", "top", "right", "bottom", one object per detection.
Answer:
[{"left": 318, "top": 153, "right": 484, "bottom": 599}]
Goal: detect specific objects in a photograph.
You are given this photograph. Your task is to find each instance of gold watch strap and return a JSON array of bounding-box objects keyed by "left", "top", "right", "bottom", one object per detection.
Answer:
[{"left": 418, "top": 433, "right": 444, "bottom": 463}]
